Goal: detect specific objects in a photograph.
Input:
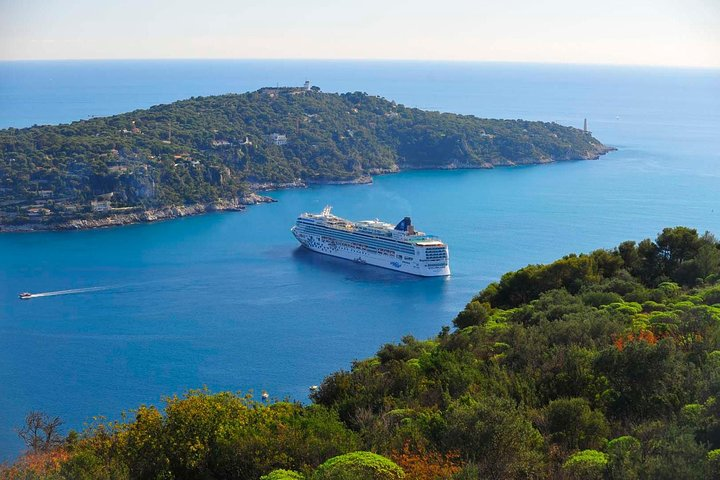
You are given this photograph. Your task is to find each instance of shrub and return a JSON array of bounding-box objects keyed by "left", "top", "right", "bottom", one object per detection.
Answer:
[
  {"left": 440, "top": 396, "right": 545, "bottom": 478},
  {"left": 453, "top": 301, "right": 492, "bottom": 329},
  {"left": 261, "top": 469, "right": 305, "bottom": 480},
  {"left": 642, "top": 300, "right": 667, "bottom": 312},
  {"left": 603, "top": 302, "right": 643, "bottom": 315},
  {"left": 607, "top": 436, "right": 641, "bottom": 480},
  {"left": 544, "top": 398, "right": 609, "bottom": 451},
  {"left": 312, "top": 452, "right": 404, "bottom": 480},
  {"left": 657, "top": 282, "right": 681, "bottom": 297},
  {"left": 708, "top": 449, "right": 720, "bottom": 478},
  {"left": 390, "top": 442, "right": 460, "bottom": 480},
  {"left": 582, "top": 291, "right": 623, "bottom": 308},
  {"left": 702, "top": 286, "right": 720, "bottom": 305},
  {"left": 562, "top": 450, "right": 608, "bottom": 480}
]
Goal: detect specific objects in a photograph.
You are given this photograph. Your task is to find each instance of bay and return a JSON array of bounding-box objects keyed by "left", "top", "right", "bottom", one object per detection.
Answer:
[{"left": 1, "top": 60, "right": 719, "bottom": 457}]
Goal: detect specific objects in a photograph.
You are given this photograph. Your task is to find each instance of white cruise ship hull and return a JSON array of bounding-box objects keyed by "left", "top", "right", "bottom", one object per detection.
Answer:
[{"left": 292, "top": 226, "right": 450, "bottom": 277}]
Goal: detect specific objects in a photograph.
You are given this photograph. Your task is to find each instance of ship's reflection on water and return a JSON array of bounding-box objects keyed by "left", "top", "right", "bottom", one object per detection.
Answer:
[{"left": 291, "top": 247, "right": 450, "bottom": 299}]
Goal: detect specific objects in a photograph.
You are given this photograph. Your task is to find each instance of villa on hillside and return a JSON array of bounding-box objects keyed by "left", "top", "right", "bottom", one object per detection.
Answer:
[{"left": 267, "top": 133, "right": 288, "bottom": 146}]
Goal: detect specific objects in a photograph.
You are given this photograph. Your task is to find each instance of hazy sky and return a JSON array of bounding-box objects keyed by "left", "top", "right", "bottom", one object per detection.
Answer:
[{"left": 1, "top": 0, "right": 719, "bottom": 67}]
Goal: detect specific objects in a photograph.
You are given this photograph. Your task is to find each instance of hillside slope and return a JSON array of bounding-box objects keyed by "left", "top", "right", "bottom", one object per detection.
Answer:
[
  {"left": 3, "top": 227, "right": 719, "bottom": 479},
  {"left": 0, "top": 86, "right": 612, "bottom": 230}
]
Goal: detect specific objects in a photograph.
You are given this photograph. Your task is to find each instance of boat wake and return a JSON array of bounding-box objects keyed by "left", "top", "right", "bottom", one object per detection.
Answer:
[{"left": 26, "top": 286, "right": 110, "bottom": 299}]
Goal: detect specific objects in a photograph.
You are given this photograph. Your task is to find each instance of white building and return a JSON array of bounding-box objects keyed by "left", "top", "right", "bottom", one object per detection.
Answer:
[
  {"left": 267, "top": 133, "right": 288, "bottom": 146},
  {"left": 91, "top": 200, "right": 112, "bottom": 212}
]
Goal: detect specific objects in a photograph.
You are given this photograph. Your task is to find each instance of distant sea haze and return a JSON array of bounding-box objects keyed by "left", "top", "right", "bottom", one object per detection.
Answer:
[{"left": 1, "top": 60, "right": 719, "bottom": 458}]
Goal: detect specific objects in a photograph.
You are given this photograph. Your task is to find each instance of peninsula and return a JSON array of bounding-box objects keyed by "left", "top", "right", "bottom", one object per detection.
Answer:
[{"left": 0, "top": 85, "right": 613, "bottom": 231}]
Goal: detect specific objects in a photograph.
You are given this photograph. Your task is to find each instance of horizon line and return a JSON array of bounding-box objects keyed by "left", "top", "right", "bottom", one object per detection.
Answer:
[{"left": 1, "top": 57, "right": 719, "bottom": 71}]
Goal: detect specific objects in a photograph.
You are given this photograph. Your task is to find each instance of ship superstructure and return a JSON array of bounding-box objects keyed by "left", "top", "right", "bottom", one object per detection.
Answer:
[{"left": 291, "top": 206, "right": 450, "bottom": 277}]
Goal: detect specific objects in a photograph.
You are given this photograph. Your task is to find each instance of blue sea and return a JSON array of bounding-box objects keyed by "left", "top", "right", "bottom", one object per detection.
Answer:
[{"left": 1, "top": 60, "right": 719, "bottom": 458}]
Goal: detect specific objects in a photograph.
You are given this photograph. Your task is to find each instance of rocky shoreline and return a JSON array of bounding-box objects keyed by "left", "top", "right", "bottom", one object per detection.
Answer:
[
  {"left": 0, "top": 193, "right": 276, "bottom": 233},
  {"left": 399, "top": 145, "right": 616, "bottom": 170},
  {"left": 0, "top": 149, "right": 615, "bottom": 233},
  {"left": 249, "top": 172, "right": 385, "bottom": 191}
]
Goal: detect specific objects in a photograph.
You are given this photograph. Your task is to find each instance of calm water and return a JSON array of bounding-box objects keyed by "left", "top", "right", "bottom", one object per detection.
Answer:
[{"left": 1, "top": 60, "right": 719, "bottom": 457}]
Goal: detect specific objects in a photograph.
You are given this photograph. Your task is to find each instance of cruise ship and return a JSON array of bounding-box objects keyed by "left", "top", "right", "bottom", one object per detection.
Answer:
[{"left": 291, "top": 206, "right": 450, "bottom": 276}]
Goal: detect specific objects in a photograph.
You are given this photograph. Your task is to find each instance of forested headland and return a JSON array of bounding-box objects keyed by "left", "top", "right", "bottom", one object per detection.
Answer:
[
  {"left": 0, "top": 85, "right": 612, "bottom": 230},
  {"left": 3, "top": 226, "right": 720, "bottom": 479}
]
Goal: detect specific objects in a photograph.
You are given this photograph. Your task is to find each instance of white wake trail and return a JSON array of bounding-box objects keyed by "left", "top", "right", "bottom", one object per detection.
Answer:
[{"left": 29, "top": 286, "right": 110, "bottom": 298}]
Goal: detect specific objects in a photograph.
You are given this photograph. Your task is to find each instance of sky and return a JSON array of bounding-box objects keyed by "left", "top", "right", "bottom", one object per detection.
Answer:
[{"left": 1, "top": 0, "right": 719, "bottom": 67}]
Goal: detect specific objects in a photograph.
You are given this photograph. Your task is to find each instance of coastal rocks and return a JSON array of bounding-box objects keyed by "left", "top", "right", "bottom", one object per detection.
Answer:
[
  {"left": 65, "top": 204, "right": 227, "bottom": 230},
  {"left": 250, "top": 174, "right": 377, "bottom": 189},
  {"left": 399, "top": 160, "right": 494, "bottom": 170},
  {"left": 366, "top": 165, "right": 400, "bottom": 175},
  {"left": 398, "top": 144, "right": 616, "bottom": 170},
  {"left": 250, "top": 180, "right": 307, "bottom": 191},
  {"left": 305, "top": 175, "right": 373, "bottom": 185},
  {"left": 1, "top": 143, "right": 618, "bottom": 234},
  {"left": 0, "top": 195, "right": 277, "bottom": 232},
  {"left": 240, "top": 193, "right": 277, "bottom": 205},
  {"left": 585, "top": 145, "right": 618, "bottom": 159}
]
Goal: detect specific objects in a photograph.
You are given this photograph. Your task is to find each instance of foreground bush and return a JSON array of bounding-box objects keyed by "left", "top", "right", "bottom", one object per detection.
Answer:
[
  {"left": 312, "top": 452, "right": 404, "bottom": 480},
  {"left": 260, "top": 470, "right": 305, "bottom": 480},
  {"left": 562, "top": 450, "right": 608, "bottom": 480}
]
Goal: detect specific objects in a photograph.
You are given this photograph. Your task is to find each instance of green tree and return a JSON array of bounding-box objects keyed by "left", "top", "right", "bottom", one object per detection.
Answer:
[
  {"left": 595, "top": 338, "right": 685, "bottom": 419},
  {"left": 636, "top": 238, "right": 661, "bottom": 285},
  {"left": 656, "top": 227, "right": 700, "bottom": 280},
  {"left": 261, "top": 469, "right": 306, "bottom": 480},
  {"left": 440, "top": 396, "right": 545, "bottom": 479},
  {"left": 118, "top": 405, "right": 169, "bottom": 479},
  {"left": 543, "top": 398, "right": 609, "bottom": 451},
  {"left": 606, "top": 436, "right": 641, "bottom": 480},
  {"left": 453, "top": 301, "right": 492, "bottom": 329},
  {"left": 708, "top": 449, "right": 720, "bottom": 480},
  {"left": 312, "top": 452, "right": 404, "bottom": 480},
  {"left": 562, "top": 450, "right": 608, "bottom": 480},
  {"left": 696, "top": 241, "right": 720, "bottom": 279},
  {"left": 618, "top": 241, "right": 639, "bottom": 271}
]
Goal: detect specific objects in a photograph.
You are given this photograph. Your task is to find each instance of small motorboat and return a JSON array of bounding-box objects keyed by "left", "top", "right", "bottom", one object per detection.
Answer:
[{"left": 19, "top": 292, "right": 32, "bottom": 300}]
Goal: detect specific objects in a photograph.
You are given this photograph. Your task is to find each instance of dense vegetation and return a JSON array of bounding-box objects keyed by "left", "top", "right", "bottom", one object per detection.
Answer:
[
  {"left": 5, "top": 226, "right": 719, "bottom": 480},
  {"left": 0, "top": 86, "right": 610, "bottom": 226}
]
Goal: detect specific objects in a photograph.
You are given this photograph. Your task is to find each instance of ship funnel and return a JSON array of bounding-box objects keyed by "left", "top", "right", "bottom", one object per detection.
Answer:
[{"left": 394, "top": 217, "right": 412, "bottom": 231}]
